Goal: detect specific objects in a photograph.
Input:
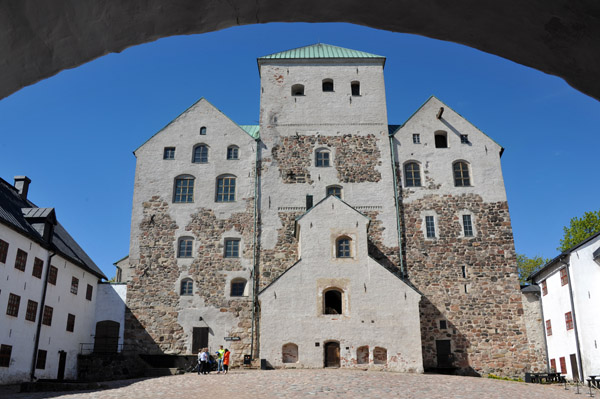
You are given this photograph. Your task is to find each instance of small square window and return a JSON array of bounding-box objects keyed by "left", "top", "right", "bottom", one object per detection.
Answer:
[
  {"left": 6, "top": 293, "right": 20, "bottom": 317},
  {"left": 460, "top": 134, "right": 469, "bottom": 144},
  {"left": 48, "top": 266, "right": 58, "bottom": 285},
  {"left": 163, "top": 147, "right": 176, "bottom": 160},
  {"left": 86, "top": 284, "right": 93, "bottom": 301},
  {"left": 316, "top": 150, "right": 330, "bottom": 167},
  {"left": 227, "top": 146, "right": 239, "bottom": 160},
  {"left": 66, "top": 313, "right": 76, "bottom": 332},
  {"left": 25, "top": 300, "right": 38, "bottom": 322},
  {"left": 32, "top": 258, "right": 43, "bottom": 279},
  {"left": 224, "top": 239, "right": 240, "bottom": 258},
  {"left": 42, "top": 306, "right": 53, "bottom": 326},
  {"left": 15, "top": 249, "right": 27, "bottom": 271},
  {"left": 70, "top": 277, "right": 79, "bottom": 295},
  {"left": 412, "top": 134, "right": 421, "bottom": 144},
  {"left": 0, "top": 345, "right": 12, "bottom": 368},
  {"left": 230, "top": 280, "right": 246, "bottom": 297},
  {"left": 35, "top": 350, "right": 47, "bottom": 370},
  {"left": 0, "top": 239, "right": 8, "bottom": 263},
  {"left": 440, "top": 320, "right": 447, "bottom": 329},
  {"left": 462, "top": 215, "right": 474, "bottom": 237},
  {"left": 425, "top": 216, "right": 436, "bottom": 238}
]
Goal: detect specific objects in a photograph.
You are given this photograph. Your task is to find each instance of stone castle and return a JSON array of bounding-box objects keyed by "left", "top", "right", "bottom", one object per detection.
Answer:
[{"left": 122, "top": 44, "right": 545, "bottom": 376}]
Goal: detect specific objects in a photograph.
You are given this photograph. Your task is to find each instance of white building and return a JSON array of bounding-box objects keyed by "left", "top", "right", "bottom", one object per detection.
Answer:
[
  {"left": 0, "top": 176, "right": 107, "bottom": 384},
  {"left": 530, "top": 231, "right": 600, "bottom": 381}
]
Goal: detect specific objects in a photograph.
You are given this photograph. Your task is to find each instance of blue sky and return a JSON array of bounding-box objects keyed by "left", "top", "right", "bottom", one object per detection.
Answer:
[{"left": 1, "top": 23, "right": 598, "bottom": 279}]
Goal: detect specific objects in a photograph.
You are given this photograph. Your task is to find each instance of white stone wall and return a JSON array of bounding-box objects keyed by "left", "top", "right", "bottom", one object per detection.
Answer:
[
  {"left": 569, "top": 237, "right": 600, "bottom": 378},
  {"left": 0, "top": 225, "right": 99, "bottom": 383},
  {"left": 394, "top": 96, "right": 507, "bottom": 203},
  {"left": 95, "top": 283, "right": 127, "bottom": 349},
  {"left": 259, "top": 196, "right": 423, "bottom": 371}
]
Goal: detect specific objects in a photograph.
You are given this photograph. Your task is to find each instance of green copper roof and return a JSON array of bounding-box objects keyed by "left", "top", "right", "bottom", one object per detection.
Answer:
[
  {"left": 258, "top": 43, "right": 385, "bottom": 61},
  {"left": 239, "top": 125, "right": 260, "bottom": 140}
]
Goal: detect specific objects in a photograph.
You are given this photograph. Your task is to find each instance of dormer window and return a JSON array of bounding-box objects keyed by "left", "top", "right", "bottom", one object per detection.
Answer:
[
  {"left": 322, "top": 79, "right": 334, "bottom": 92},
  {"left": 291, "top": 84, "right": 304, "bottom": 96},
  {"left": 326, "top": 185, "right": 342, "bottom": 199},
  {"left": 434, "top": 131, "right": 448, "bottom": 148},
  {"left": 351, "top": 81, "right": 360, "bottom": 96}
]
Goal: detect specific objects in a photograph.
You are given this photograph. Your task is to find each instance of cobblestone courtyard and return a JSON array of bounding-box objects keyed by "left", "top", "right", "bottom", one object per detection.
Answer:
[{"left": 2, "top": 369, "right": 590, "bottom": 399}]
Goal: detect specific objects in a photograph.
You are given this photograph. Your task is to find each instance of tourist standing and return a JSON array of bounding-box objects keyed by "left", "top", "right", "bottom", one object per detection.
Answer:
[
  {"left": 223, "top": 349, "right": 230, "bottom": 374},
  {"left": 199, "top": 348, "right": 209, "bottom": 375},
  {"left": 216, "top": 345, "right": 225, "bottom": 374}
]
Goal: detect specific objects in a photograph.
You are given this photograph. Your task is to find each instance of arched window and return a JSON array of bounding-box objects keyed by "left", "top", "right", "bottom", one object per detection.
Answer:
[
  {"left": 435, "top": 131, "right": 448, "bottom": 148},
  {"left": 200, "top": 126, "right": 207, "bottom": 135},
  {"left": 180, "top": 278, "right": 193, "bottom": 296},
  {"left": 216, "top": 175, "right": 236, "bottom": 202},
  {"left": 173, "top": 175, "right": 194, "bottom": 203},
  {"left": 373, "top": 347, "right": 387, "bottom": 365},
  {"left": 403, "top": 162, "right": 421, "bottom": 187},
  {"left": 230, "top": 278, "right": 247, "bottom": 296},
  {"left": 351, "top": 81, "right": 360, "bottom": 96},
  {"left": 227, "top": 145, "right": 239, "bottom": 160},
  {"left": 326, "top": 185, "right": 342, "bottom": 199},
  {"left": 177, "top": 237, "right": 193, "bottom": 258},
  {"left": 357, "top": 346, "right": 369, "bottom": 365},
  {"left": 323, "top": 289, "right": 343, "bottom": 315},
  {"left": 315, "top": 149, "right": 330, "bottom": 167},
  {"left": 453, "top": 161, "right": 471, "bottom": 187},
  {"left": 192, "top": 144, "right": 208, "bottom": 163},
  {"left": 291, "top": 84, "right": 304, "bottom": 96},
  {"left": 282, "top": 343, "right": 299, "bottom": 363},
  {"left": 322, "top": 79, "right": 334, "bottom": 92},
  {"left": 336, "top": 236, "right": 351, "bottom": 258}
]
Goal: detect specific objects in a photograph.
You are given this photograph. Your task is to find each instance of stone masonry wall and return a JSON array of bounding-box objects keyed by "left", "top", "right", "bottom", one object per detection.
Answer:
[
  {"left": 402, "top": 193, "right": 546, "bottom": 377},
  {"left": 271, "top": 134, "right": 382, "bottom": 184}
]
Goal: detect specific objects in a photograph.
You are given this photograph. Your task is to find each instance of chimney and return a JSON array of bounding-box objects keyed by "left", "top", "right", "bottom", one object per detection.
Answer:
[{"left": 14, "top": 176, "right": 31, "bottom": 200}]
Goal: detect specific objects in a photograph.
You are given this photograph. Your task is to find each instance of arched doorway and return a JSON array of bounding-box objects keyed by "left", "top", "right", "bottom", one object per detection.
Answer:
[
  {"left": 94, "top": 320, "right": 120, "bottom": 353},
  {"left": 324, "top": 341, "right": 340, "bottom": 368}
]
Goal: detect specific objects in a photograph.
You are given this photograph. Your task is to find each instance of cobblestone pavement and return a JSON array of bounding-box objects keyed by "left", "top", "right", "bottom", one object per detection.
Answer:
[{"left": 1, "top": 369, "right": 589, "bottom": 399}]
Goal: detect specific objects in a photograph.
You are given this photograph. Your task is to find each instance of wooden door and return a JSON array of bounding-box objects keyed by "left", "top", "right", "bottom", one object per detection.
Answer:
[
  {"left": 57, "top": 351, "right": 66, "bottom": 381},
  {"left": 94, "top": 320, "right": 120, "bottom": 353},
  {"left": 436, "top": 340, "right": 452, "bottom": 368},
  {"left": 324, "top": 342, "right": 340, "bottom": 368},
  {"left": 570, "top": 354, "right": 580, "bottom": 381},
  {"left": 192, "top": 327, "right": 209, "bottom": 354}
]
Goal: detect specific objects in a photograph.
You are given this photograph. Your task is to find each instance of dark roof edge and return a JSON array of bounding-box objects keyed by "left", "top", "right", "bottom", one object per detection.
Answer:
[{"left": 258, "top": 259, "right": 302, "bottom": 296}]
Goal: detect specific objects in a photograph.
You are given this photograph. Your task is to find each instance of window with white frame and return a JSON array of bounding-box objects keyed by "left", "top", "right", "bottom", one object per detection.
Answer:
[
  {"left": 425, "top": 216, "right": 436, "bottom": 238},
  {"left": 227, "top": 145, "right": 239, "bottom": 160},
  {"left": 316, "top": 149, "right": 330, "bottom": 167},
  {"left": 336, "top": 236, "right": 351, "bottom": 258}
]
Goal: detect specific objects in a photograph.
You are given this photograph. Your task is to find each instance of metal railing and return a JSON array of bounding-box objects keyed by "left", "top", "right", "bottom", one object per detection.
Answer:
[{"left": 79, "top": 342, "right": 139, "bottom": 355}]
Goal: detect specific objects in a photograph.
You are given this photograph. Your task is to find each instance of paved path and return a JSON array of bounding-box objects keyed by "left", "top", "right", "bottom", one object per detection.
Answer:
[{"left": 1, "top": 369, "right": 589, "bottom": 399}]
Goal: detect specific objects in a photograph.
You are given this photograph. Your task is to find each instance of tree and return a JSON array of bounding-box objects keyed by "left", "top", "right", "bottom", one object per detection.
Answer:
[
  {"left": 517, "top": 254, "right": 549, "bottom": 285},
  {"left": 558, "top": 210, "right": 600, "bottom": 252}
]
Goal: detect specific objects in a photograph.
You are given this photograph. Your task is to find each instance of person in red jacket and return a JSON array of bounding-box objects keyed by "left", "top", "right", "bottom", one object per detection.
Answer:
[{"left": 223, "top": 349, "right": 231, "bottom": 374}]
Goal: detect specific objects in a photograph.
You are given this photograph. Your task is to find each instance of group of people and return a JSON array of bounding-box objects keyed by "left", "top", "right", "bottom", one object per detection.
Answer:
[{"left": 197, "top": 345, "right": 230, "bottom": 375}]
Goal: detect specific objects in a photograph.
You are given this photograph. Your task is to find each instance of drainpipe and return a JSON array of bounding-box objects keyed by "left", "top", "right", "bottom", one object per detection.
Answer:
[
  {"left": 30, "top": 250, "right": 56, "bottom": 381},
  {"left": 564, "top": 261, "right": 584, "bottom": 381},
  {"left": 250, "top": 138, "right": 260, "bottom": 360},
  {"left": 388, "top": 133, "right": 405, "bottom": 278}
]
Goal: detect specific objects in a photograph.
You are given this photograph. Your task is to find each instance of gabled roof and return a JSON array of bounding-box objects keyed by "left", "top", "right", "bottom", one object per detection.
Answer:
[
  {"left": 0, "top": 177, "right": 106, "bottom": 279},
  {"left": 258, "top": 43, "right": 385, "bottom": 62},
  {"left": 134, "top": 98, "right": 259, "bottom": 153},
  {"left": 389, "top": 95, "right": 504, "bottom": 156},
  {"left": 529, "top": 230, "right": 600, "bottom": 282},
  {"left": 294, "top": 194, "right": 370, "bottom": 237}
]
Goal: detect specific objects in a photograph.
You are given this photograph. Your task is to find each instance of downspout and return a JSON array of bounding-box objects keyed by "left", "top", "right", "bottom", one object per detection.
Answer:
[
  {"left": 30, "top": 250, "right": 55, "bottom": 381},
  {"left": 250, "top": 138, "right": 260, "bottom": 360},
  {"left": 389, "top": 133, "right": 405, "bottom": 278},
  {"left": 564, "top": 261, "right": 585, "bottom": 381}
]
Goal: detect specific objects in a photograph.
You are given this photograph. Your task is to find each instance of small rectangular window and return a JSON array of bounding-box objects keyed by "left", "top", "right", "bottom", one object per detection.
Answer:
[
  {"left": 541, "top": 280, "right": 548, "bottom": 296},
  {"left": 32, "top": 257, "right": 43, "bottom": 278},
  {"left": 546, "top": 319, "right": 552, "bottom": 336},
  {"left": 460, "top": 134, "right": 469, "bottom": 144},
  {"left": 0, "top": 239, "right": 8, "bottom": 263},
  {"left": 439, "top": 320, "right": 447, "bottom": 329},
  {"left": 425, "top": 216, "right": 436, "bottom": 238},
  {"left": 48, "top": 266, "right": 58, "bottom": 285},
  {"left": 35, "top": 350, "right": 47, "bottom": 369},
  {"left": 550, "top": 358, "right": 556, "bottom": 372},
  {"left": 66, "top": 313, "right": 76, "bottom": 332},
  {"left": 70, "top": 277, "right": 79, "bottom": 295},
  {"left": 86, "top": 284, "right": 93, "bottom": 301},
  {"left": 25, "top": 300, "right": 38, "bottom": 322},
  {"left": 178, "top": 238, "right": 193, "bottom": 258},
  {"left": 14, "top": 249, "right": 27, "bottom": 271},
  {"left": 6, "top": 293, "right": 20, "bottom": 317},
  {"left": 0, "top": 345, "right": 12, "bottom": 367},
  {"left": 224, "top": 239, "right": 240, "bottom": 258},
  {"left": 461, "top": 266, "right": 467, "bottom": 279},
  {"left": 565, "top": 311, "right": 573, "bottom": 330},
  {"left": 316, "top": 151, "right": 330, "bottom": 167},
  {"left": 163, "top": 147, "right": 175, "bottom": 160},
  {"left": 412, "top": 134, "right": 420, "bottom": 144},
  {"left": 42, "top": 306, "right": 53, "bottom": 326},
  {"left": 227, "top": 146, "right": 239, "bottom": 160},
  {"left": 559, "top": 357, "right": 567, "bottom": 374},
  {"left": 560, "top": 268, "right": 568, "bottom": 286},
  {"left": 462, "top": 215, "right": 474, "bottom": 237}
]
